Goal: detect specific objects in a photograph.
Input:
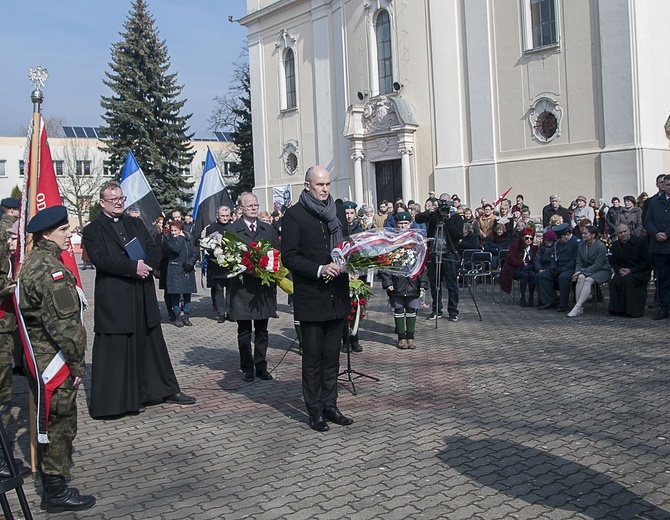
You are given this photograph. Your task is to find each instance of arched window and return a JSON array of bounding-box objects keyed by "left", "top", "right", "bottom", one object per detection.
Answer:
[
  {"left": 284, "top": 49, "right": 296, "bottom": 109},
  {"left": 375, "top": 10, "right": 393, "bottom": 95}
]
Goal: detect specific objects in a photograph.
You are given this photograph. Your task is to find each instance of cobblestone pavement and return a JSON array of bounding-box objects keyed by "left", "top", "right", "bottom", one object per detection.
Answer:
[{"left": 3, "top": 263, "right": 670, "bottom": 519}]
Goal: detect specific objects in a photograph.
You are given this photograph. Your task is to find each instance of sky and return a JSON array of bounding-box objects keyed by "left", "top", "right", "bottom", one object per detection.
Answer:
[{"left": 0, "top": 0, "right": 249, "bottom": 138}]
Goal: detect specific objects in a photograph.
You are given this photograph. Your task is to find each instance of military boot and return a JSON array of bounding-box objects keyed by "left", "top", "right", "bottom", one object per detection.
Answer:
[{"left": 43, "top": 474, "right": 95, "bottom": 513}]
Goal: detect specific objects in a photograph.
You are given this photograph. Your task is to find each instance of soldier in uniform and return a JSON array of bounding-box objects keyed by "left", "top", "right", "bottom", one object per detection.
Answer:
[
  {"left": 18, "top": 205, "right": 95, "bottom": 512},
  {"left": 0, "top": 198, "right": 19, "bottom": 244}
]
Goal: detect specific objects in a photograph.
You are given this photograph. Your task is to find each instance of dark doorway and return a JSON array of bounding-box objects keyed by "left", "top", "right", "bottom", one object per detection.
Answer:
[{"left": 375, "top": 159, "right": 402, "bottom": 205}]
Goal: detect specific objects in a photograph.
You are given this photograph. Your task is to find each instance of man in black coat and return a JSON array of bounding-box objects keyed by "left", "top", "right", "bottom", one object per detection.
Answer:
[
  {"left": 644, "top": 174, "right": 670, "bottom": 320},
  {"left": 228, "top": 193, "right": 279, "bottom": 382},
  {"left": 415, "top": 193, "right": 464, "bottom": 321},
  {"left": 542, "top": 195, "right": 571, "bottom": 228},
  {"left": 281, "top": 166, "right": 353, "bottom": 432},
  {"left": 608, "top": 223, "right": 651, "bottom": 317},
  {"left": 82, "top": 181, "right": 195, "bottom": 419}
]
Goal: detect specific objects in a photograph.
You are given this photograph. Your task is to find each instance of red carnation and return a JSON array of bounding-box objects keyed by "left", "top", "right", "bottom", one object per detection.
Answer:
[{"left": 260, "top": 256, "right": 269, "bottom": 268}]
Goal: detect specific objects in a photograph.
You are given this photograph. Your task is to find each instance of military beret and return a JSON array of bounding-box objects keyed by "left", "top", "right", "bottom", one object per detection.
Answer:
[
  {"left": 551, "top": 222, "right": 570, "bottom": 237},
  {"left": 1, "top": 198, "right": 19, "bottom": 209},
  {"left": 26, "top": 205, "right": 69, "bottom": 234},
  {"left": 395, "top": 211, "right": 412, "bottom": 222},
  {"left": 342, "top": 201, "right": 358, "bottom": 209}
]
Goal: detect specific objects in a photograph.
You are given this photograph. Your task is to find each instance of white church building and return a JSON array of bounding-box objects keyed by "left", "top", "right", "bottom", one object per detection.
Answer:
[{"left": 240, "top": 0, "right": 670, "bottom": 213}]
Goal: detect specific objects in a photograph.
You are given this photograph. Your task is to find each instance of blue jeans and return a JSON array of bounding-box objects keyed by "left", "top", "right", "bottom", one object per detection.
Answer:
[
  {"left": 427, "top": 252, "right": 459, "bottom": 317},
  {"left": 170, "top": 293, "right": 191, "bottom": 315}
]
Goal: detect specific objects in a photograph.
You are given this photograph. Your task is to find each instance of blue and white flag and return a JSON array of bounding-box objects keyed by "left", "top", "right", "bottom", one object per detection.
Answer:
[
  {"left": 192, "top": 147, "right": 234, "bottom": 239},
  {"left": 119, "top": 150, "right": 162, "bottom": 228}
]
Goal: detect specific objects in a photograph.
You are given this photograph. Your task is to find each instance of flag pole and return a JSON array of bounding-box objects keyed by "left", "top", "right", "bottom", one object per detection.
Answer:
[{"left": 26, "top": 66, "right": 48, "bottom": 473}]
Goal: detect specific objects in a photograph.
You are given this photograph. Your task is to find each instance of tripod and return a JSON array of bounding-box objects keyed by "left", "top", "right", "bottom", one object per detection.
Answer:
[
  {"left": 338, "top": 343, "right": 379, "bottom": 395},
  {"left": 432, "top": 218, "right": 482, "bottom": 328}
]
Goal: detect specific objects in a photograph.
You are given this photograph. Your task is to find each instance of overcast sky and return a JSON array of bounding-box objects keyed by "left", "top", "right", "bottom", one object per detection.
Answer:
[{"left": 0, "top": 0, "right": 248, "bottom": 138}]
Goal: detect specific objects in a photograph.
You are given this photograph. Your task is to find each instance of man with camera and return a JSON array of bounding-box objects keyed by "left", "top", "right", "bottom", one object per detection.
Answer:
[{"left": 415, "top": 193, "right": 464, "bottom": 321}]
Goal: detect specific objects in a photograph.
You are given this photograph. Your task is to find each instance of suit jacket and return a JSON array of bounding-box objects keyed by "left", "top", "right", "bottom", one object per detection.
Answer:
[
  {"left": 281, "top": 202, "right": 350, "bottom": 322},
  {"left": 644, "top": 193, "right": 670, "bottom": 254},
  {"left": 228, "top": 218, "right": 279, "bottom": 320},
  {"left": 82, "top": 214, "right": 162, "bottom": 334}
]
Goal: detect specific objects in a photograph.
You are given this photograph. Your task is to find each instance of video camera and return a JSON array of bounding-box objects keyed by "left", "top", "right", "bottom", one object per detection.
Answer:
[{"left": 437, "top": 198, "right": 454, "bottom": 216}]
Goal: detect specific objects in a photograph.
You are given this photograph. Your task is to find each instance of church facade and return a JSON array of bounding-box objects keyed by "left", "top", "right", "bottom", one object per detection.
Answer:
[{"left": 241, "top": 0, "right": 670, "bottom": 212}]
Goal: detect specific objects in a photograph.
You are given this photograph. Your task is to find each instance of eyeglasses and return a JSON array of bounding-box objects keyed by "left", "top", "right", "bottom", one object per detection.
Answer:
[
  {"left": 103, "top": 196, "right": 127, "bottom": 205},
  {"left": 524, "top": 236, "right": 534, "bottom": 240}
]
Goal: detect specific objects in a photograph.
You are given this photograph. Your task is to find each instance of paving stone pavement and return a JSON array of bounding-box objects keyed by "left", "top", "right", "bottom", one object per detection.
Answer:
[{"left": 3, "top": 262, "right": 670, "bottom": 519}]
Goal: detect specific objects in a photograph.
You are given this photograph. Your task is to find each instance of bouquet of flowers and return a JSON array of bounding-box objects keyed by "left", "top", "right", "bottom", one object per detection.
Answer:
[
  {"left": 348, "top": 279, "right": 373, "bottom": 335},
  {"left": 200, "top": 231, "right": 293, "bottom": 294},
  {"left": 331, "top": 228, "right": 428, "bottom": 279}
]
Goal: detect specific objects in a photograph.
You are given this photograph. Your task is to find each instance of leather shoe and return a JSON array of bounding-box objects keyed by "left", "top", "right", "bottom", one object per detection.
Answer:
[
  {"left": 309, "top": 413, "right": 330, "bottom": 432},
  {"left": 324, "top": 406, "right": 354, "bottom": 426},
  {"left": 243, "top": 371, "right": 254, "bottom": 382},
  {"left": 556, "top": 306, "right": 568, "bottom": 312},
  {"left": 537, "top": 303, "right": 555, "bottom": 310},
  {"left": 256, "top": 370, "right": 273, "bottom": 380},
  {"left": 653, "top": 309, "right": 669, "bottom": 320},
  {"left": 164, "top": 392, "right": 196, "bottom": 405}
]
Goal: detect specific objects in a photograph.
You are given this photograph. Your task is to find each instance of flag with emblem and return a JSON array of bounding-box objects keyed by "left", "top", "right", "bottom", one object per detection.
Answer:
[{"left": 16, "top": 116, "right": 81, "bottom": 443}]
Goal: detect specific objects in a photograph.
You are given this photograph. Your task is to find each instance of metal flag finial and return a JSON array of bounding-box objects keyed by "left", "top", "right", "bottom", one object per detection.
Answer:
[{"left": 29, "top": 66, "right": 48, "bottom": 105}]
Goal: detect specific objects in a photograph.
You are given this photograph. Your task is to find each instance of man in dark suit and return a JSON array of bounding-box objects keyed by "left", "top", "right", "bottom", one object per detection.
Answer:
[
  {"left": 202, "top": 205, "right": 233, "bottom": 322},
  {"left": 82, "top": 181, "right": 195, "bottom": 418},
  {"left": 228, "top": 193, "right": 279, "bottom": 382},
  {"left": 644, "top": 174, "right": 670, "bottom": 319},
  {"left": 281, "top": 166, "right": 353, "bottom": 432}
]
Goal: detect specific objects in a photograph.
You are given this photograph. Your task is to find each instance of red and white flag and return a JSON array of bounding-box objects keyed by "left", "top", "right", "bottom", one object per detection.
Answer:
[{"left": 16, "top": 117, "right": 83, "bottom": 443}]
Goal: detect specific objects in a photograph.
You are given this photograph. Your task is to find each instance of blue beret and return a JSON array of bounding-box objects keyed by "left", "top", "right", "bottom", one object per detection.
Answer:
[
  {"left": 551, "top": 222, "right": 570, "bottom": 237},
  {"left": 395, "top": 211, "right": 412, "bottom": 222},
  {"left": 26, "top": 205, "right": 69, "bottom": 234},
  {"left": 1, "top": 198, "right": 19, "bottom": 209},
  {"left": 342, "top": 201, "right": 357, "bottom": 209}
]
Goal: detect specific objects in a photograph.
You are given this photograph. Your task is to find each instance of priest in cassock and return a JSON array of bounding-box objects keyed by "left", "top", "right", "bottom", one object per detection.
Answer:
[
  {"left": 82, "top": 181, "right": 196, "bottom": 419},
  {"left": 608, "top": 223, "right": 652, "bottom": 318}
]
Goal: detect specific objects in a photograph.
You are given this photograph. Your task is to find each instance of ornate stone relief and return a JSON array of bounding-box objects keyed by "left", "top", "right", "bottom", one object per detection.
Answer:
[{"left": 362, "top": 96, "right": 400, "bottom": 134}]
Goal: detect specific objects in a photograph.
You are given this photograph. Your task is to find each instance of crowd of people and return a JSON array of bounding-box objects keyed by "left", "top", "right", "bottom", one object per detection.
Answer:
[{"left": 0, "top": 170, "right": 668, "bottom": 512}]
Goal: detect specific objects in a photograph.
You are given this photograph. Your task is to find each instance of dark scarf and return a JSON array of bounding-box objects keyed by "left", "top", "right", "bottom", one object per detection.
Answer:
[{"left": 298, "top": 190, "right": 344, "bottom": 249}]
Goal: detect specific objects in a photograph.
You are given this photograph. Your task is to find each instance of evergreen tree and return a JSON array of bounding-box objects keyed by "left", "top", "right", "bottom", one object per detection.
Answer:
[
  {"left": 99, "top": 0, "right": 194, "bottom": 210},
  {"left": 10, "top": 186, "right": 21, "bottom": 200},
  {"left": 227, "top": 62, "right": 254, "bottom": 201}
]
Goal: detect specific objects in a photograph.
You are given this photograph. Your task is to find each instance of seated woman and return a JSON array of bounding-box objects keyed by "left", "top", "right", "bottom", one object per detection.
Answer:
[
  {"left": 533, "top": 229, "right": 557, "bottom": 305},
  {"left": 500, "top": 227, "right": 538, "bottom": 306},
  {"left": 567, "top": 225, "right": 611, "bottom": 317},
  {"left": 459, "top": 222, "right": 480, "bottom": 252},
  {"left": 483, "top": 223, "right": 511, "bottom": 268}
]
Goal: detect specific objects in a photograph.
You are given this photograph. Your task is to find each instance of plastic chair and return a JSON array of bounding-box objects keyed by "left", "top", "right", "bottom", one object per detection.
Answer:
[{"left": 461, "top": 251, "right": 493, "bottom": 295}]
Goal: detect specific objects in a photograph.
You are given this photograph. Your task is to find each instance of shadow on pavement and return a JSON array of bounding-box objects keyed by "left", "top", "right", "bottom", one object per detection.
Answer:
[{"left": 438, "top": 435, "right": 670, "bottom": 519}]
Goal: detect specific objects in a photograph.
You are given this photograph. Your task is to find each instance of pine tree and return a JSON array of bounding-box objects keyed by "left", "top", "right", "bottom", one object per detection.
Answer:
[
  {"left": 99, "top": 0, "right": 194, "bottom": 211},
  {"left": 227, "top": 63, "right": 254, "bottom": 201}
]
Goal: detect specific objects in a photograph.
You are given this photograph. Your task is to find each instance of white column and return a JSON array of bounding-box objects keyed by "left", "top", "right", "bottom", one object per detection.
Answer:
[
  {"left": 401, "top": 148, "right": 412, "bottom": 203},
  {"left": 352, "top": 152, "right": 364, "bottom": 203}
]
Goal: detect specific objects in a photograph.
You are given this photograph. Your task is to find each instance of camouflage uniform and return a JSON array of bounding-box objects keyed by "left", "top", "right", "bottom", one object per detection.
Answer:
[
  {"left": 18, "top": 238, "right": 85, "bottom": 477},
  {"left": 0, "top": 234, "right": 16, "bottom": 428},
  {"left": 0, "top": 213, "right": 16, "bottom": 248}
]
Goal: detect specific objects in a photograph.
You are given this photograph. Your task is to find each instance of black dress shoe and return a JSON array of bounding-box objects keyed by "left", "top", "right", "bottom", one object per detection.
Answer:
[
  {"left": 217, "top": 315, "right": 225, "bottom": 323},
  {"left": 653, "top": 309, "right": 669, "bottom": 320},
  {"left": 243, "top": 371, "right": 254, "bottom": 382},
  {"left": 324, "top": 406, "right": 354, "bottom": 426},
  {"left": 256, "top": 370, "right": 274, "bottom": 380},
  {"left": 164, "top": 392, "right": 196, "bottom": 405},
  {"left": 537, "top": 303, "right": 555, "bottom": 310},
  {"left": 308, "top": 413, "right": 330, "bottom": 432},
  {"left": 556, "top": 306, "right": 568, "bottom": 312},
  {"left": 351, "top": 341, "right": 363, "bottom": 353}
]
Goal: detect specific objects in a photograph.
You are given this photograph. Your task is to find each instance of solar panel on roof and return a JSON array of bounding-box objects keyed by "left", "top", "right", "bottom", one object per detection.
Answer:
[
  {"left": 74, "top": 127, "right": 86, "bottom": 138},
  {"left": 84, "top": 127, "right": 97, "bottom": 138},
  {"left": 63, "top": 127, "right": 76, "bottom": 138}
]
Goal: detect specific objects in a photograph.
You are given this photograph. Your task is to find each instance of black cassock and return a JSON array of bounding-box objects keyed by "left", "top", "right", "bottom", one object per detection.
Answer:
[
  {"left": 608, "top": 236, "right": 652, "bottom": 318},
  {"left": 83, "top": 214, "right": 180, "bottom": 418}
]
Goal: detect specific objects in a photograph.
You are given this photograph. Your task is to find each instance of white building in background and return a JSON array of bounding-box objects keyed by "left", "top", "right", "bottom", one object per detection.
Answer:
[
  {"left": 240, "top": 0, "right": 670, "bottom": 214},
  {"left": 0, "top": 127, "right": 238, "bottom": 224}
]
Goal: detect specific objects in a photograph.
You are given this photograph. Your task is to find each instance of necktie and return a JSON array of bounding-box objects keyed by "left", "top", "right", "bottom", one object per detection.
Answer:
[{"left": 250, "top": 222, "right": 256, "bottom": 234}]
